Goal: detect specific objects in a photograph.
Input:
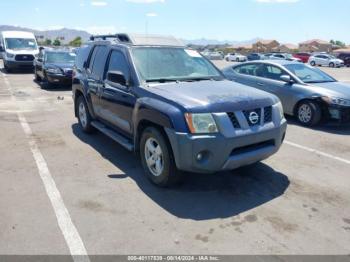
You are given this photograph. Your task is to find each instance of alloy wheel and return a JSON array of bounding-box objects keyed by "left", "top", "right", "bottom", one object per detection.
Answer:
[{"left": 144, "top": 137, "right": 164, "bottom": 177}]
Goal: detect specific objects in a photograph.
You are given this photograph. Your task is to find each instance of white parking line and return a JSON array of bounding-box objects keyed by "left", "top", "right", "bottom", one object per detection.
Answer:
[
  {"left": 285, "top": 140, "right": 350, "bottom": 165},
  {"left": 0, "top": 72, "right": 90, "bottom": 262}
]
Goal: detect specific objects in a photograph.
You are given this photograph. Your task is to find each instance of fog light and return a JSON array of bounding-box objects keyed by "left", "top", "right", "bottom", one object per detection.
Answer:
[{"left": 196, "top": 153, "right": 203, "bottom": 161}]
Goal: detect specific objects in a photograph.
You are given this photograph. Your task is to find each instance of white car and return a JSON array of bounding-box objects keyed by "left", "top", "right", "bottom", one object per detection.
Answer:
[
  {"left": 225, "top": 53, "right": 247, "bottom": 62},
  {"left": 308, "top": 54, "right": 344, "bottom": 68},
  {"left": 201, "top": 51, "right": 223, "bottom": 60},
  {"left": 268, "top": 53, "right": 302, "bottom": 62}
]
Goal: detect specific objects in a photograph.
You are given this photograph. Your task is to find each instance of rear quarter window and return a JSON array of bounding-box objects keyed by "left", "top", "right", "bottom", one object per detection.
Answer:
[{"left": 75, "top": 45, "right": 93, "bottom": 71}]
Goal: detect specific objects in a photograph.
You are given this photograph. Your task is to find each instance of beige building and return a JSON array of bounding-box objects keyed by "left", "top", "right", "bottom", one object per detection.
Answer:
[
  {"left": 278, "top": 43, "right": 298, "bottom": 53},
  {"left": 252, "top": 40, "right": 280, "bottom": 52},
  {"left": 226, "top": 44, "right": 253, "bottom": 54},
  {"left": 299, "top": 39, "right": 332, "bottom": 53}
]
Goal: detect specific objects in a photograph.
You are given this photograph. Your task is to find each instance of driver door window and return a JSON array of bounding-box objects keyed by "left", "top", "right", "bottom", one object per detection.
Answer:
[{"left": 106, "top": 50, "right": 131, "bottom": 86}]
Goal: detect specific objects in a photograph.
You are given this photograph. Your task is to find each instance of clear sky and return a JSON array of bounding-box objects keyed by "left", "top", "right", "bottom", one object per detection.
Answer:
[{"left": 0, "top": 0, "right": 349, "bottom": 44}]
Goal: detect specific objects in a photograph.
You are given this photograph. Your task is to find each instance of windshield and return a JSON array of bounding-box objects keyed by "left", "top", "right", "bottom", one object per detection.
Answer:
[
  {"left": 131, "top": 47, "right": 223, "bottom": 82},
  {"left": 285, "top": 54, "right": 293, "bottom": 59},
  {"left": 5, "top": 38, "right": 37, "bottom": 50},
  {"left": 285, "top": 63, "right": 336, "bottom": 83},
  {"left": 45, "top": 52, "right": 76, "bottom": 64}
]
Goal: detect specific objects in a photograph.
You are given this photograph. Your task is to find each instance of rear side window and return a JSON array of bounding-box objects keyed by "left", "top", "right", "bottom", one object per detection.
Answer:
[
  {"left": 234, "top": 64, "right": 260, "bottom": 76},
  {"left": 106, "top": 50, "right": 130, "bottom": 81},
  {"left": 90, "top": 46, "right": 109, "bottom": 78},
  {"left": 75, "top": 45, "right": 92, "bottom": 71}
]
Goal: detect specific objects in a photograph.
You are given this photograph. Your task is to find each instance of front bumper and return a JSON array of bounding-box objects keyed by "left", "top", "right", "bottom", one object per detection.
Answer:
[
  {"left": 47, "top": 73, "right": 72, "bottom": 85},
  {"left": 5, "top": 60, "right": 34, "bottom": 69},
  {"left": 328, "top": 105, "right": 350, "bottom": 123},
  {"left": 165, "top": 120, "right": 287, "bottom": 173}
]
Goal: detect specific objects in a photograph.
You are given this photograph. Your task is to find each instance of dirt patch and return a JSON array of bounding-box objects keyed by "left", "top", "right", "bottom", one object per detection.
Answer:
[{"left": 265, "top": 216, "right": 298, "bottom": 234}]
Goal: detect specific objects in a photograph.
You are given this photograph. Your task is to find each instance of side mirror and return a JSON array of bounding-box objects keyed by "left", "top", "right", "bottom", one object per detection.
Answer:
[
  {"left": 37, "top": 58, "right": 43, "bottom": 62},
  {"left": 0, "top": 46, "right": 4, "bottom": 52},
  {"left": 280, "top": 75, "right": 293, "bottom": 83},
  {"left": 107, "top": 70, "right": 127, "bottom": 86},
  {"left": 83, "top": 61, "right": 88, "bottom": 69}
]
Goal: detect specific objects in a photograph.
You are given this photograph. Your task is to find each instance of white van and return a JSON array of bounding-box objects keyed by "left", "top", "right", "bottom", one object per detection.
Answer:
[{"left": 0, "top": 31, "right": 39, "bottom": 72}]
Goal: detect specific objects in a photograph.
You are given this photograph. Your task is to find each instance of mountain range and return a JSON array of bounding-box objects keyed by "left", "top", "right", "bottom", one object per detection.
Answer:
[
  {"left": 0, "top": 25, "right": 259, "bottom": 46},
  {"left": 0, "top": 25, "right": 91, "bottom": 44}
]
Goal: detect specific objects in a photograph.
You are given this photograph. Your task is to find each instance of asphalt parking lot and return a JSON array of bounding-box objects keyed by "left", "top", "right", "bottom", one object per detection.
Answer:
[{"left": 1, "top": 59, "right": 350, "bottom": 256}]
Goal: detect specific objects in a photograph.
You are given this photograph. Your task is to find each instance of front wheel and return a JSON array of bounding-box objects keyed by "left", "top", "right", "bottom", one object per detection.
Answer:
[
  {"left": 140, "top": 127, "right": 182, "bottom": 187},
  {"left": 329, "top": 62, "right": 335, "bottom": 68},
  {"left": 4, "top": 64, "right": 12, "bottom": 73},
  {"left": 310, "top": 61, "right": 316, "bottom": 66},
  {"left": 296, "top": 101, "right": 322, "bottom": 127},
  {"left": 236, "top": 58, "right": 240, "bottom": 62}
]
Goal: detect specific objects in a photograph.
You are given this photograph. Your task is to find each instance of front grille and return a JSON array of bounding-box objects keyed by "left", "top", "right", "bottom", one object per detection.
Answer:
[
  {"left": 243, "top": 108, "right": 261, "bottom": 126},
  {"left": 15, "top": 54, "right": 34, "bottom": 61},
  {"left": 227, "top": 112, "right": 241, "bottom": 129},
  {"left": 264, "top": 106, "right": 272, "bottom": 123},
  {"left": 227, "top": 105, "right": 274, "bottom": 129}
]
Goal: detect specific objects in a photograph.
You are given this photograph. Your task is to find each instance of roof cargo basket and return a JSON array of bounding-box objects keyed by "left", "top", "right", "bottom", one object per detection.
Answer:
[{"left": 89, "top": 34, "right": 132, "bottom": 43}]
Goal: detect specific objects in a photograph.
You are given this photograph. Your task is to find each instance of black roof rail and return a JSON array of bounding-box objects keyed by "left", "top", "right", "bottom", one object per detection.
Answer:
[{"left": 89, "top": 34, "right": 131, "bottom": 43}]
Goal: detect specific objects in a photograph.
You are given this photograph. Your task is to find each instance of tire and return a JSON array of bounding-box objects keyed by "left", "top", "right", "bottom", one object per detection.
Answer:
[
  {"left": 4, "top": 64, "right": 12, "bottom": 73},
  {"left": 296, "top": 101, "right": 322, "bottom": 127},
  {"left": 34, "top": 68, "right": 42, "bottom": 82},
  {"left": 140, "top": 127, "right": 182, "bottom": 187},
  {"left": 41, "top": 73, "right": 51, "bottom": 89},
  {"left": 236, "top": 58, "right": 240, "bottom": 62},
  {"left": 329, "top": 62, "right": 335, "bottom": 68},
  {"left": 225, "top": 57, "right": 229, "bottom": 62},
  {"left": 76, "top": 96, "right": 94, "bottom": 133},
  {"left": 310, "top": 61, "right": 316, "bottom": 66}
]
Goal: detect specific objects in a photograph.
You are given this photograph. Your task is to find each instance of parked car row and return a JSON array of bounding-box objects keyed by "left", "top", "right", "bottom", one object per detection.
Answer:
[{"left": 202, "top": 48, "right": 350, "bottom": 68}]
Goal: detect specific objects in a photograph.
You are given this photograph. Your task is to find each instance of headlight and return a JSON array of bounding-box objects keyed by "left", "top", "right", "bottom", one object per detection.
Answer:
[
  {"left": 322, "top": 97, "right": 350, "bottom": 107},
  {"left": 6, "top": 52, "right": 15, "bottom": 58},
  {"left": 276, "top": 101, "right": 284, "bottom": 119},
  {"left": 185, "top": 113, "right": 218, "bottom": 134},
  {"left": 46, "top": 68, "right": 62, "bottom": 74}
]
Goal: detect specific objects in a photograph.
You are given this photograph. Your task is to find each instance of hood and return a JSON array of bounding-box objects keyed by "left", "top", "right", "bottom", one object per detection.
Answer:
[
  {"left": 45, "top": 63, "right": 74, "bottom": 69},
  {"left": 331, "top": 58, "right": 344, "bottom": 63},
  {"left": 5, "top": 49, "right": 39, "bottom": 55},
  {"left": 147, "top": 80, "right": 279, "bottom": 112},
  {"left": 311, "top": 81, "right": 350, "bottom": 99}
]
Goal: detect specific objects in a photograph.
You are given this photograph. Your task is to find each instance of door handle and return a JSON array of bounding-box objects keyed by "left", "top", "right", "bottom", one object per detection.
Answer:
[{"left": 257, "top": 82, "right": 265, "bottom": 86}]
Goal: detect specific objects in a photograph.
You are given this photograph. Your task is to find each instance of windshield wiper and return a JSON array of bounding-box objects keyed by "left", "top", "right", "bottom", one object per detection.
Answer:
[
  {"left": 146, "top": 78, "right": 179, "bottom": 83},
  {"left": 305, "top": 80, "right": 336, "bottom": 83},
  {"left": 181, "top": 77, "right": 223, "bottom": 82}
]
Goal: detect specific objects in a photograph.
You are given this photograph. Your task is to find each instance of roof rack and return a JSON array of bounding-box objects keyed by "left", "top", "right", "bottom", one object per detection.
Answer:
[
  {"left": 89, "top": 34, "right": 131, "bottom": 43},
  {"left": 89, "top": 33, "right": 185, "bottom": 47}
]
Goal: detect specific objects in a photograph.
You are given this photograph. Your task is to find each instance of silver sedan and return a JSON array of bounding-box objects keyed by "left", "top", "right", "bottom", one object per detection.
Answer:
[{"left": 222, "top": 60, "right": 350, "bottom": 126}]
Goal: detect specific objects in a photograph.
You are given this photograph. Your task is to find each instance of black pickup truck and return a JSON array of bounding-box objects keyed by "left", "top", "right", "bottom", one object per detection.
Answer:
[{"left": 72, "top": 34, "right": 287, "bottom": 187}]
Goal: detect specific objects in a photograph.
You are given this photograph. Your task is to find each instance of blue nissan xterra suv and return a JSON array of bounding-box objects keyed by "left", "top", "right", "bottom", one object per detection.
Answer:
[{"left": 72, "top": 34, "right": 287, "bottom": 187}]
